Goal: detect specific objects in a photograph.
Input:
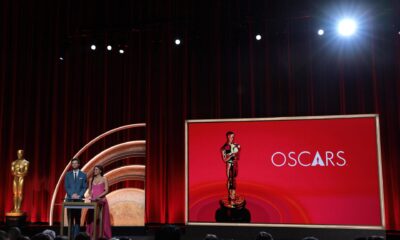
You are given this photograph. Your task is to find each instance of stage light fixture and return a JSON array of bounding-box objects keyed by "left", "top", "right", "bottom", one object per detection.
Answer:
[
  {"left": 175, "top": 39, "right": 181, "bottom": 45},
  {"left": 337, "top": 18, "right": 357, "bottom": 37},
  {"left": 119, "top": 49, "right": 124, "bottom": 54},
  {"left": 318, "top": 29, "right": 324, "bottom": 36},
  {"left": 107, "top": 45, "right": 112, "bottom": 51},
  {"left": 255, "top": 34, "right": 262, "bottom": 40},
  {"left": 59, "top": 57, "right": 64, "bottom": 61},
  {"left": 90, "top": 44, "right": 96, "bottom": 50}
]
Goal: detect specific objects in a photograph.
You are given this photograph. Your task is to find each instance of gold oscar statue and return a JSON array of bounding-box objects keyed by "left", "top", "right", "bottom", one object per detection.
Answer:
[
  {"left": 215, "top": 131, "right": 250, "bottom": 223},
  {"left": 220, "top": 131, "right": 245, "bottom": 209},
  {"left": 9, "top": 150, "right": 29, "bottom": 215}
]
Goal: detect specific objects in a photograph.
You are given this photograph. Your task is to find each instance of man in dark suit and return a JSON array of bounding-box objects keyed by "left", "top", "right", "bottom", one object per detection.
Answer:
[{"left": 64, "top": 157, "right": 87, "bottom": 239}]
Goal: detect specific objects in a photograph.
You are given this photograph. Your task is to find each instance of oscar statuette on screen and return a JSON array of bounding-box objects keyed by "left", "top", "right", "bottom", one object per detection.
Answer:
[
  {"left": 215, "top": 131, "right": 250, "bottom": 222},
  {"left": 6, "top": 150, "right": 29, "bottom": 227}
]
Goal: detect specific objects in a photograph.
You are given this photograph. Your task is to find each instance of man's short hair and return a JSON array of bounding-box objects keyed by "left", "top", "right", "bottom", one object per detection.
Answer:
[
  {"left": 302, "top": 237, "right": 319, "bottom": 240},
  {"left": 255, "top": 231, "right": 273, "bottom": 240},
  {"left": 42, "top": 229, "right": 56, "bottom": 240},
  {"left": 70, "top": 158, "right": 80, "bottom": 164},
  {"left": 204, "top": 234, "right": 219, "bottom": 240},
  {"left": 8, "top": 227, "right": 22, "bottom": 239},
  {"left": 226, "top": 131, "right": 234, "bottom": 137},
  {"left": 155, "top": 225, "right": 181, "bottom": 240}
]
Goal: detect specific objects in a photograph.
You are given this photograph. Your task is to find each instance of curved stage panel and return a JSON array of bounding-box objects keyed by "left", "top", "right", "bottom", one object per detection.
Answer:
[
  {"left": 81, "top": 141, "right": 146, "bottom": 179},
  {"left": 49, "top": 123, "right": 146, "bottom": 226},
  {"left": 107, "top": 188, "right": 145, "bottom": 226}
]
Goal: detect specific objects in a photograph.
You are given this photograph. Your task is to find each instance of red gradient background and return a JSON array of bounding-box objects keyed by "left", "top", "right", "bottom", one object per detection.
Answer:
[{"left": 187, "top": 116, "right": 383, "bottom": 226}]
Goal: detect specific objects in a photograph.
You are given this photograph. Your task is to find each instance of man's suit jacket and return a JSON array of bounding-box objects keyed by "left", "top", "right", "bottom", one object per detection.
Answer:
[{"left": 65, "top": 170, "right": 87, "bottom": 199}]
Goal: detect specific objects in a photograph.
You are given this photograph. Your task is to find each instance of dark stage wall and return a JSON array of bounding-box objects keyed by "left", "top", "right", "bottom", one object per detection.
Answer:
[{"left": 1, "top": 0, "right": 400, "bottom": 230}]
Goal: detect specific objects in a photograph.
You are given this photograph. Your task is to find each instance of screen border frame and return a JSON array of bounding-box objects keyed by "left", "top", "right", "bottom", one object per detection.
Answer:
[{"left": 185, "top": 114, "right": 385, "bottom": 230}]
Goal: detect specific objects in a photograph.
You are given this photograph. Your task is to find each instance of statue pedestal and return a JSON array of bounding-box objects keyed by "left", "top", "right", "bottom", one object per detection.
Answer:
[
  {"left": 215, "top": 195, "right": 251, "bottom": 223},
  {"left": 5, "top": 212, "right": 27, "bottom": 227}
]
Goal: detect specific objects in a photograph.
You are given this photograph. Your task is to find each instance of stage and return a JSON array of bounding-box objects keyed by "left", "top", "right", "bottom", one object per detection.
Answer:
[
  {"left": 1, "top": 223, "right": 398, "bottom": 240},
  {"left": 181, "top": 225, "right": 388, "bottom": 240}
]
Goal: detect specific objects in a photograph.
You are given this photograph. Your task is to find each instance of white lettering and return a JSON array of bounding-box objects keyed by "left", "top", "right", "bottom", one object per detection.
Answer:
[
  {"left": 298, "top": 151, "right": 311, "bottom": 166},
  {"left": 336, "top": 151, "right": 347, "bottom": 166},
  {"left": 325, "top": 151, "right": 335, "bottom": 166},
  {"left": 288, "top": 151, "right": 297, "bottom": 167},
  {"left": 270, "top": 150, "right": 348, "bottom": 167},
  {"left": 271, "top": 152, "right": 286, "bottom": 167},
  {"left": 311, "top": 151, "right": 325, "bottom": 166}
]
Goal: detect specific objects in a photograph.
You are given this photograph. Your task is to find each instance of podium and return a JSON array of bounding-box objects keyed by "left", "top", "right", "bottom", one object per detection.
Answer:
[{"left": 61, "top": 201, "right": 102, "bottom": 240}]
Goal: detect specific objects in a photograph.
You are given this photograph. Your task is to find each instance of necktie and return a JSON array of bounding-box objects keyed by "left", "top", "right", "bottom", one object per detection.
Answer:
[{"left": 74, "top": 172, "right": 77, "bottom": 181}]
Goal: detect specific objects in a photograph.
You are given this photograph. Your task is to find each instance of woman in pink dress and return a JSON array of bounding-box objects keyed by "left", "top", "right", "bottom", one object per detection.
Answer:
[{"left": 86, "top": 165, "right": 112, "bottom": 239}]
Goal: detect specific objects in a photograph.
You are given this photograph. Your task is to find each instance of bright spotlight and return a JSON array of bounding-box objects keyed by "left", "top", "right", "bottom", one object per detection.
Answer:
[
  {"left": 119, "top": 49, "right": 124, "bottom": 54},
  {"left": 107, "top": 45, "right": 112, "bottom": 51},
  {"left": 59, "top": 57, "right": 64, "bottom": 61},
  {"left": 175, "top": 39, "right": 181, "bottom": 45},
  {"left": 255, "top": 34, "right": 262, "bottom": 40},
  {"left": 337, "top": 19, "right": 357, "bottom": 37},
  {"left": 318, "top": 29, "right": 324, "bottom": 36},
  {"left": 90, "top": 44, "right": 96, "bottom": 50}
]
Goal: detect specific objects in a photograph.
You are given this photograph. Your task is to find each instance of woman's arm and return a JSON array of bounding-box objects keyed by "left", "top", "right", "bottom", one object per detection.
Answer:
[{"left": 88, "top": 178, "right": 92, "bottom": 199}]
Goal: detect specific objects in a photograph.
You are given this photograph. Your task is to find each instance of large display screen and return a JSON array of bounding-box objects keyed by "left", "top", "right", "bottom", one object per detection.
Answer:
[{"left": 185, "top": 115, "right": 384, "bottom": 228}]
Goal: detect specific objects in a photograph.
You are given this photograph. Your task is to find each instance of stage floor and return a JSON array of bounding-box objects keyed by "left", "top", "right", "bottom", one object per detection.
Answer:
[
  {"left": 181, "top": 225, "right": 388, "bottom": 240},
  {"left": 0, "top": 223, "right": 398, "bottom": 240}
]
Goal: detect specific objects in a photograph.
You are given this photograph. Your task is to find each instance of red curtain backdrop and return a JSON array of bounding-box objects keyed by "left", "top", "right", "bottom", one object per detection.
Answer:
[{"left": 1, "top": 0, "right": 400, "bottom": 230}]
